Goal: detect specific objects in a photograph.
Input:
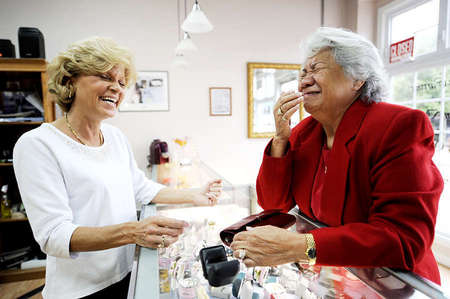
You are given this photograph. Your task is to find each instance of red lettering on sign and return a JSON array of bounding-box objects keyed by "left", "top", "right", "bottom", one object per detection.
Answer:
[{"left": 390, "top": 37, "right": 414, "bottom": 64}]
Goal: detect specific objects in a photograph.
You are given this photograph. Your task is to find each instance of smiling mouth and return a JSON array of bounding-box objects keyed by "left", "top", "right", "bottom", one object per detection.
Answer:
[
  {"left": 303, "top": 92, "right": 321, "bottom": 99},
  {"left": 99, "top": 96, "right": 118, "bottom": 107}
]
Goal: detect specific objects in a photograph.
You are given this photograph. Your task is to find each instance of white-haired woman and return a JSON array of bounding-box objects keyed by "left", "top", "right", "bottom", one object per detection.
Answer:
[
  {"left": 231, "top": 27, "right": 443, "bottom": 285},
  {"left": 13, "top": 37, "right": 222, "bottom": 299}
]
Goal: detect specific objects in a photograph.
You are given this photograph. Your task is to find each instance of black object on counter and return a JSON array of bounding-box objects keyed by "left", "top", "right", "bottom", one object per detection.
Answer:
[
  {"left": 18, "top": 27, "right": 45, "bottom": 58},
  {"left": 0, "top": 39, "right": 16, "bottom": 58},
  {"left": 199, "top": 245, "right": 240, "bottom": 287}
]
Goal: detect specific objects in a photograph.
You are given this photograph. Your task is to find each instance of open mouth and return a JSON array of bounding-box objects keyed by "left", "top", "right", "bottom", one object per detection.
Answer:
[
  {"left": 304, "top": 91, "right": 321, "bottom": 96},
  {"left": 303, "top": 91, "right": 321, "bottom": 99},
  {"left": 99, "top": 96, "right": 118, "bottom": 107}
]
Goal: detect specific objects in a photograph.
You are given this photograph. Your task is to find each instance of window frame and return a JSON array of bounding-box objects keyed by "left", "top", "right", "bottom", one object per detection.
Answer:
[
  {"left": 378, "top": 0, "right": 450, "bottom": 268},
  {"left": 377, "top": 0, "right": 450, "bottom": 76}
]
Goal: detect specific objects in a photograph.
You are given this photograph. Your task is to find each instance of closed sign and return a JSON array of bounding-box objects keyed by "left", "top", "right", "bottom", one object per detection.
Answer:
[{"left": 390, "top": 37, "right": 414, "bottom": 63}]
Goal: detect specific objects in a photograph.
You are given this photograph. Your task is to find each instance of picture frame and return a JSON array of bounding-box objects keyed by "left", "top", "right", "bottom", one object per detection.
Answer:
[
  {"left": 209, "top": 87, "right": 232, "bottom": 116},
  {"left": 120, "top": 71, "right": 169, "bottom": 112},
  {"left": 247, "top": 62, "right": 304, "bottom": 138}
]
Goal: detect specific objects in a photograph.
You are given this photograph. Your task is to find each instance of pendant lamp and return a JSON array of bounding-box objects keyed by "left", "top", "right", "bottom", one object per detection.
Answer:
[
  {"left": 171, "top": 53, "right": 189, "bottom": 68},
  {"left": 181, "top": 0, "right": 213, "bottom": 33},
  {"left": 175, "top": 32, "right": 198, "bottom": 54}
]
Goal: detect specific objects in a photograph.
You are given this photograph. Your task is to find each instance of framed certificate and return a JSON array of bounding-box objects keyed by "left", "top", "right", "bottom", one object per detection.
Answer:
[{"left": 209, "top": 87, "right": 231, "bottom": 116}]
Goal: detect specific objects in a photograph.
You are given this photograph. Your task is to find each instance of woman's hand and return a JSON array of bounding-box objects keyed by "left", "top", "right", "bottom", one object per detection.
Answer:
[
  {"left": 271, "top": 91, "right": 303, "bottom": 157},
  {"left": 273, "top": 91, "right": 303, "bottom": 140},
  {"left": 230, "top": 225, "right": 305, "bottom": 267},
  {"left": 191, "top": 179, "right": 223, "bottom": 206},
  {"left": 134, "top": 216, "right": 188, "bottom": 249}
]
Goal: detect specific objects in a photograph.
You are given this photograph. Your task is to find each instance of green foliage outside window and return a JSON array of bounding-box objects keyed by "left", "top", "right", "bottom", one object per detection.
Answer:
[
  {"left": 392, "top": 73, "right": 414, "bottom": 102},
  {"left": 417, "top": 67, "right": 442, "bottom": 100}
]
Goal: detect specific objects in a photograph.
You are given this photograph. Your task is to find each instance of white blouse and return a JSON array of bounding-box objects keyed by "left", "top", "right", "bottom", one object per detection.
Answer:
[{"left": 13, "top": 123, "right": 164, "bottom": 299}]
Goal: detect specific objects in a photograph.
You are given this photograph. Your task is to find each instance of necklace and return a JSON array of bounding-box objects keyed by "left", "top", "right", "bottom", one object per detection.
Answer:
[
  {"left": 64, "top": 113, "right": 104, "bottom": 146},
  {"left": 322, "top": 144, "right": 329, "bottom": 174}
]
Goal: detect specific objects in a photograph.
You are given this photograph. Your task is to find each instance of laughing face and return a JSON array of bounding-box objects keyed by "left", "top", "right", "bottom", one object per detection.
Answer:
[
  {"left": 299, "top": 50, "right": 360, "bottom": 122},
  {"left": 71, "top": 65, "right": 126, "bottom": 120}
]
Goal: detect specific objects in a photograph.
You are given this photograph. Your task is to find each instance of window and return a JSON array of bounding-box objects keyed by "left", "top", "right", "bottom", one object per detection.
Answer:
[
  {"left": 391, "top": 0, "right": 440, "bottom": 56},
  {"left": 379, "top": 0, "right": 450, "bottom": 267}
]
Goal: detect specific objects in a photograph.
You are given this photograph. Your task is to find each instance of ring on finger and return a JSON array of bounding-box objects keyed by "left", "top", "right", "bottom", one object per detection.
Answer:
[
  {"left": 277, "top": 106, "right": 284, "bottom": 115},
  {"left": 237, "top": 249, "right": 246, "bottom": 260},
  {"left": 161, "top": 235, "right": 166, "bottom": 248},
  {"left": 282, "top": 115, "right": 288, "bottom": 121}
]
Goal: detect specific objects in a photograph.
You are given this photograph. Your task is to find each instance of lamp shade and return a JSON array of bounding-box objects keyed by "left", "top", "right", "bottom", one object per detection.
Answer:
[
  {"left": 171, "top": 53, "right": 189, "bottom": 68},
  {"left": 181, "top": 2, "right": 213, "bottom": 33},
  {"left": 175, "top": 32, "right": 198, "bottom": 54}
]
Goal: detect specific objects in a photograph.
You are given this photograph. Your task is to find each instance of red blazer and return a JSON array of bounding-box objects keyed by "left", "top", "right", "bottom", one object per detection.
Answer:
[{"left": 256, "top": 100, "right": 443, "bottom": 284}]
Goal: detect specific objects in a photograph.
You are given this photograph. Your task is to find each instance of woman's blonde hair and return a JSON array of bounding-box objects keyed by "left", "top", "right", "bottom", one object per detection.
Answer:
[{"left": 47, "top": 37, "right": 137, "bottom": 112}]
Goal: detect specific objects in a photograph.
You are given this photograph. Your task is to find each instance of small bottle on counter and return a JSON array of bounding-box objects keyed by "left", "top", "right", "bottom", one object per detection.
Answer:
[
  {"left": 159, "top": 251, "right": 171, "bottom": 294},
  {"left": 1, "top": 185, "right": 11, "bottom": 218},
  {"left": 176, "top": 257, "right": 199, "bottom": 299}
]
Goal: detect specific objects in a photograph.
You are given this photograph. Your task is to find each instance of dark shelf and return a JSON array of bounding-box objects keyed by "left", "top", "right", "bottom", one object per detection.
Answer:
[
  {"left": 0, "top": 217, "right": 28, "bottom": 223},
  {"left": 0, "top": 266, "right": 45, "bottom": 283},
  {"left": 0, "top": 121, "right": 43, "bottom": 126},
  {"left": 0, "top": 58, "right": 54, "bottom": 267}
]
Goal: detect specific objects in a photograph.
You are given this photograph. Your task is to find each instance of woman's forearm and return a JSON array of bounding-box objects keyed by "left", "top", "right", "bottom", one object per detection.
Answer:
[
  {"left": 70, "top": 222, "right": 136, "bottom": 252},
  {"left": 152, "top": 187, "right": 195, "bottom": 204},
  {"left": 70, "top": 216, "right": 187, "bottom": 252},
  {"left": 270, "top": 136, "right": 289, "bottom": 157}
]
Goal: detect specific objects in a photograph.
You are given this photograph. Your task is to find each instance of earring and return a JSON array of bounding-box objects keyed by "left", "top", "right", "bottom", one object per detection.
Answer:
[{"left": 67, "top": 87, "right": 73, "bottom": 100}]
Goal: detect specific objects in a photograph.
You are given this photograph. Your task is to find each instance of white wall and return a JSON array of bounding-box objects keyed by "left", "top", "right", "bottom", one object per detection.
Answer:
[
  {"left": 358, "top": 0, "right": 378, "bottom": 42},
  {"left": 1, "top": 0, "right": 375, "bottom": 184}
]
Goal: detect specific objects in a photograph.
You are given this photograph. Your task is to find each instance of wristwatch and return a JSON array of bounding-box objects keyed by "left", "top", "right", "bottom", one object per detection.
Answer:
[{"left": 304, "top": 233, "right": 316, "bottom": 265}]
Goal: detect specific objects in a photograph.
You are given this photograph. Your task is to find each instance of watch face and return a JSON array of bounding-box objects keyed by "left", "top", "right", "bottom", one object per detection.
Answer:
[{"left": 308, "top": 248, "right": 316, "bottom": 259}]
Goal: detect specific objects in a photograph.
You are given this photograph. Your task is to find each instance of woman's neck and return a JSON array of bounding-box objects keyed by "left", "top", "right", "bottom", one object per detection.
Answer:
[
  {"left": 320, "top": 112, "right": 344, "bottom": 149},
  {"left": 320, "top": 95, "right": 360, "bottom": 149},
  {"left": 322, "top": 126, "right": 335, "bottom": 149},
  {"left": 66, "top": 109, "right": 103, "bottom": 146}
]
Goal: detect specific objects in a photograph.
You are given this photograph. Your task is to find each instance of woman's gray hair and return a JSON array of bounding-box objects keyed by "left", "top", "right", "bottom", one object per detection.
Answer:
[{"left": 299, "top": 27, "right": 389, "bottom": 103}]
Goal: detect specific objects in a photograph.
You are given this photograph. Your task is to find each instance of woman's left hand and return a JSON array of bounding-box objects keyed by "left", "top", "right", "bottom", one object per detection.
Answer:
[
  {"left": 230, "top": 225, "right": 305, "bottom": 267},
  {"left": 191, "top": 179, "right": 223, "bottom": 206}
]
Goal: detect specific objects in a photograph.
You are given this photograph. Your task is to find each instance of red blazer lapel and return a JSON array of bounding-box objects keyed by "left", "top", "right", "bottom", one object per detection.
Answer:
[
  {"left": 321, "top": 100, "right": 371, "bottom": 226},
  {"left": 291, "top": 122, "right": 323, "bottom": 219}
]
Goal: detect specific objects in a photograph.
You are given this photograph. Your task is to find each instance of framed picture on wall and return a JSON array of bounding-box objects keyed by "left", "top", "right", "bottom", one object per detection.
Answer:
[
  {"left": 209, "top": 87, "right": 231, "bottom": 116},
  {"left": 120, "top": 71, "right": 169, "bottom": 111}
]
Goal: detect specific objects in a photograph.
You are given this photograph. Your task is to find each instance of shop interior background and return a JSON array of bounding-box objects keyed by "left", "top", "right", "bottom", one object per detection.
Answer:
[{"left": 1, "top": 0, "right": 449, "bottom": 278}]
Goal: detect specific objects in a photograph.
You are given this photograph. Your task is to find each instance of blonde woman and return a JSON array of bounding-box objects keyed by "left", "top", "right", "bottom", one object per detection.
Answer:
[{"left": 13, "top": 37, "right": 222, "bottom": 299}]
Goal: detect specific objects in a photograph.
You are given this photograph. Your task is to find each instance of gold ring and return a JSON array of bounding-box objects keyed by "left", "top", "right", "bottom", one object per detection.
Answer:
[
  {"left": 277, "top": 107, "right": 284, "bottom": 115},
  {"left": 282, "top": 115, "right": 288, "bottom": 121},
  {"left": 161, "top": 235, "right": 166, "bottom": 248}
]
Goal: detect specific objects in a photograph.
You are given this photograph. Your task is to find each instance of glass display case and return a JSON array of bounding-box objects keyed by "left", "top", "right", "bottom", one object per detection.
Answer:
[
  {"left": 292, "top": 208, "right": 448, "bottom": 299},
  {"left": 127, "top": 162, "right": 448, "bottom": 299},
  {"left": 129, "top": 160, "right": 253, "bottom": 299}
]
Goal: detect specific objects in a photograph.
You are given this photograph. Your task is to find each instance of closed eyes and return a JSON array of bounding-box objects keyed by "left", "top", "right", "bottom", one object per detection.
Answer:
[
  {"left": 99, "top": 73, "right": 126, "bottom": 87},
  {"left": 300, "top": 63, "right": 327, "bottom": 79}
]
